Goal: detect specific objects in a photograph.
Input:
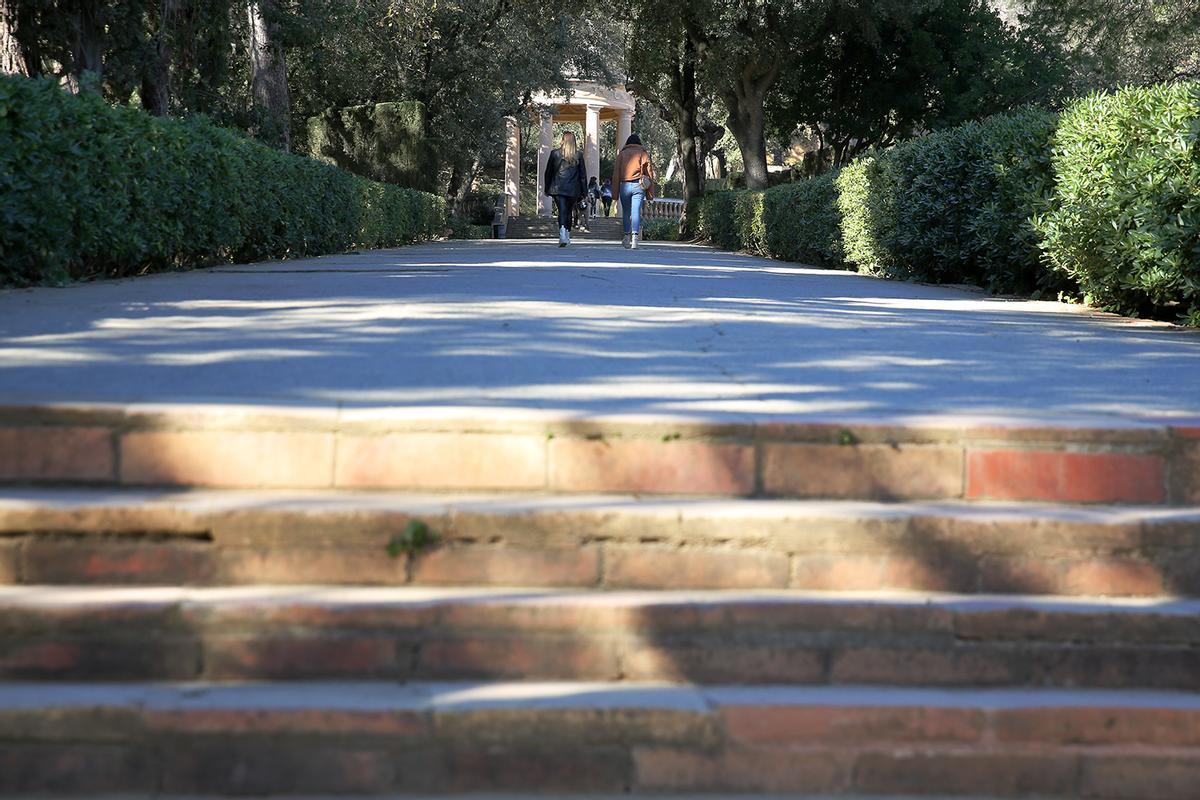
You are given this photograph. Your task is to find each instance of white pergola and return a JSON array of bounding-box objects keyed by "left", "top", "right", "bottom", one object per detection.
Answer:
[{"left": 503, "top": 80, "right": 636, "bottom": 218}]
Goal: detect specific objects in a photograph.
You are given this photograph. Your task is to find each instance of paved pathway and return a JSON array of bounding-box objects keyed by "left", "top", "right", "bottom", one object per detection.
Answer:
[{"left": 2, "top": 240, "right": 1199, "bottom": 423}]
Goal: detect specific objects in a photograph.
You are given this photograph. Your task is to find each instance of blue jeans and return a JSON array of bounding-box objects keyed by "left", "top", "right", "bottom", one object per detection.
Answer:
[{"left": 620, "top": 180, "right": 645, "bottom": 235}]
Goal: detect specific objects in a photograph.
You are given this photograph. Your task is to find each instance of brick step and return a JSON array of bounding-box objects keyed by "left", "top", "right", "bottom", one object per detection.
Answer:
[
  {"left": 3, "top": 404, "right": 1196, "bottom": 505},
  {"left": 2, "top": 586, "right": 1199, "bottom": 688},
  {"left": 504, "top": 217, "right": 624, "bottom": 240},
  {"left": 2, "top": 489, "right": 1198, "bottom": 596},
  {"left": 1, "top": 681, "right": 1197, "bottom": 797}
]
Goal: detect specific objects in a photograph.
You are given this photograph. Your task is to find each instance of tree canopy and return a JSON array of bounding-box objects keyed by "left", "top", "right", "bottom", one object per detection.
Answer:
[{"left": 2, "top": 0, "right": 1197, "bottom": 201}]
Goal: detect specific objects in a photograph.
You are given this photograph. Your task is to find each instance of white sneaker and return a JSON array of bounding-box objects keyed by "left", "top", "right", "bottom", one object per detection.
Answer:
[
  {"left": 630, "top": 233, "right": 639, "bottom": 250},
  {"left": 559, "top": 226, "right": 568, "bottom": 247}
]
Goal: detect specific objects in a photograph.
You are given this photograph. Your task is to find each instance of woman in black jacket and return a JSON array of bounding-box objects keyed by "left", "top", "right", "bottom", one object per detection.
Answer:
[{"left": 543, "top": 131, "right": 588, "bottom": 247}]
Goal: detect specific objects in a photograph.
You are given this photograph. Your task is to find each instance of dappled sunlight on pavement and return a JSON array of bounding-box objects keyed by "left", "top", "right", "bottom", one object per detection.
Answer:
[{"left": 1, "top": 240, "right": 1198, "bottom": 422}]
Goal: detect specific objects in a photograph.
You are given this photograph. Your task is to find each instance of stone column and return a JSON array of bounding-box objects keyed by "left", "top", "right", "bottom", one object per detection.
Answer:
[
  {"left": 584, "top": 104, "right": 601, "bottom": 191},
  {"left": 503, "top": 116, "right": 520, "bottom": 218},
  {"left": 537, "top": 112, "right": 554, "bottom": 217},
  {"left": 616, "top": 108, "right": 633, "bottom": 154}
]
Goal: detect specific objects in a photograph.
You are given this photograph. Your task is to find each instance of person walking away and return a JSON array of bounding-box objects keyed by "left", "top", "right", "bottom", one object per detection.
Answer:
[
  {"left": 612, "top": 134, "right": 655, "bottom": 249},
  {"left": 601, "top": 178, "right": 614, "bottom": 217},
  {"left": 544, "top": 131, "right": 588, "bottom": 247}
]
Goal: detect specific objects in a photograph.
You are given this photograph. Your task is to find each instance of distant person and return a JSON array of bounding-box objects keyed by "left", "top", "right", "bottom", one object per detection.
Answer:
[
  {"left": 600, "top": 178, "right": 614, "bottom": 217},
  {"left": 612, "top": 133, "right": 656, "bottom": 249},
  {"left": 587, "top": 176, "right": 601, "bottom": 218},
  {"left": 543, "top": 131, "right": 588, "bottom": 247}
]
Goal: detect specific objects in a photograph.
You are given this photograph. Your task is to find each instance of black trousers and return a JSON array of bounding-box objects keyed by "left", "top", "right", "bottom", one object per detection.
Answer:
[{"left": 554, "top": 194, "right": 578, "bottom": 231}]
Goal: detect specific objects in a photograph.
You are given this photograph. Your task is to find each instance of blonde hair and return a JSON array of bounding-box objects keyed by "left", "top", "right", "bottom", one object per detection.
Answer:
[{"left": 559, "top": 131, "right": 578, "bottom": 164}]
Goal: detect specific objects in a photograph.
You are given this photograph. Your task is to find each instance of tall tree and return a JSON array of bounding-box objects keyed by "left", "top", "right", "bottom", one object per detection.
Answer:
[
  {"left": 247, "top": 0, "right": 290, "bottom": 148},
  {"left": 625, "top": 0, "right": 705, "bottom": 215},
  {"left": 1, "top": 0, "right": 33, "bottom": 76},
  {"left": 770, "top": 0, "right": 1068, "bottom": 167},
  {"left": 1019, "top": 0, "right": 1200, "bottom": 88},
  {"left": 684, "top": 0, "right": 824, "bottom": 189}
]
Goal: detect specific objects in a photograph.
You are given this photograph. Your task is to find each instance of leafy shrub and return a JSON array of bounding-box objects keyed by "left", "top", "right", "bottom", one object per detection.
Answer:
[
  {"left": 0, "top": 75, "right": 445, "bottom": 287},
  {"left": 1036, "top": 82, "right": 1200, "bottom": 319},
  {"left": 689, "top": 191, "right": 741, "bottom": 250},
  {"left": 837, "top": 108, "right": 1058, "bottom": 291},
  {"left": 640, "top": 218, "right": 681, "bottom": 241},
  {"left": 762, "top": 173, "right": 842, "bottom": 267}
]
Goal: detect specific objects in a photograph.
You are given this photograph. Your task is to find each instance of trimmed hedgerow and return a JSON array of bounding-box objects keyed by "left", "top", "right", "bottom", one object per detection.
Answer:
[
  {"left": 1035, "top": 82, "right": 1200, "bottom": 322},
  {"left": 640, "top": 218, "right": 681, "bottom": 241},
  {"left": 762, "top": 172, "right": 842, "bottom": 267},
  {"left": 0, "top": 75, "right": 445, "bottom": 287},
  {"left": 836, "top": 107, "right": 1059, "bottom": 293}
]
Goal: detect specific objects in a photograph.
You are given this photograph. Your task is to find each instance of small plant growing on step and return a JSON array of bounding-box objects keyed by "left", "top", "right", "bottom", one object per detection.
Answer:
[
  {"left": 386, "top": 519, "right": 438, "bottom": 557},
  {"left": 838, "top": 429, "right": 859, "bottom": 446}
]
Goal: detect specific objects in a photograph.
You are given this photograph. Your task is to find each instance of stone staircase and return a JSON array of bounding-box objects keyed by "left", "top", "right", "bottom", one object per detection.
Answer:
[
  {"left": 1, "top": 403, "right": 1199, "bottom": 797},
  {"left": 505, "top": 214, "right": 625, "bottom": 240}
]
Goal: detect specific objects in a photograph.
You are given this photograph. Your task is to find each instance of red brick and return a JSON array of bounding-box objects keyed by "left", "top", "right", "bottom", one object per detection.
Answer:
[
  {"left": 0, "top": 540, "right": 18, "bottom": 584},
  {"left": 722, "top": 705, "right": 984, "bottom": 744},
  {"left": 966, "top": 449, "right": 1166, "bottom": 503},
  {"left": 120, "top": 430, "right": 335, "bottom": 488},
  {"left": 853, "top": 750, "right": 1078, "bottom": 796},
  {"left": 605, "top": 546, "right": 789, "bottom": 589},
  {"left": 790, "top": 554, "right": 970, "bottom": 592},
  {"left": 443, "top": 746, "right": 630, "bottom": 792},
  {"left": 634, "top": 746, "right": 852, "bottom": 793},
  {"left": 979, "top": 556, "right": 1062, "bottom": 594},
  {"left": 1062, "top": 558, "right": 1165, "bottom": 596},
  {"left": 203, "top": 635, "right": 401, "bottom": 679},
  {"left": 0, "top": 426, "right": 114, "bottom": 482},
  {"left": 147, "top": 707, "right": 426, "bottom": 736},
  {"left": 161, "top": 742, "right": 396, "bottom": 795},
  {"left": 621, "top": 643, "right": 825, "bottom": 684},
  {"left": 0, "top": 638, "right": 199, "bottom": 680},
  {"left": 416, "top": 636, "right": 620, "bottom": 680},
  {"left": 334, "top": 432, "right": 546, "bottom": 490},
  {"left": 1168, "top": 441, "right": 1200, "bottom": 503},
  {"left": 996, "top": 707, "right": 1200, "bottom": 747},
  {"left": 21, "top": 539, "right": 216, "bottom": 584},
  {"left": 0, "top": 744, "right": 153, "bottom": 793},
  {"left": 411, "top": 545, "right": 600, "bottom": 587},
  {"left": 762, "top": 443, "right": 964, "bottom": 500},
  {"left": 830, "top": 646, "right": 1018, "bottom": 686},
  {"left": 549, "top": 438, "right": 755, "bottom": 495},
  {"left": 219, "top": 547, "right": 407, "bottom": 585},
  {"left": 1080, "top": 753, "right": 1200, "bottom": 799}
]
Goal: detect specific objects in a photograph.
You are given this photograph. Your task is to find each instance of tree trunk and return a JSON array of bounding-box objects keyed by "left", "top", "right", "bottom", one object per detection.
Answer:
[
  {"left": 0, "top": 0, "right": 32, "bottom": 76},
  {"left": 446, "top": 154, "right": 479, "bottom": 218},
  {"left": 247, "top": 0, "right": 290, "bottom": 149},
  {"left": 724, "top": 82, "right": 770, "bottom": 189},
  {"left": 65, "top": 0, "right": 104, "bottom": 92},
  {"left": 139, "top": 0, "right": 179, "bottom": 117}
]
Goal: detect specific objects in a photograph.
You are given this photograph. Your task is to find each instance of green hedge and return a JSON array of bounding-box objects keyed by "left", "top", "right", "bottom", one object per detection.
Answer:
[
  {"left": 1035, "top": 82, "right": 1200, "bottom": 321},
  {"left": 836, "top": 108, "right": 1059, "bottom": 293},
  {"left": 0, "top": 75, "right": 445, "bottom": 287},
  {"left": 692, "top": 82, "right": 1200, "bottom": 323}
]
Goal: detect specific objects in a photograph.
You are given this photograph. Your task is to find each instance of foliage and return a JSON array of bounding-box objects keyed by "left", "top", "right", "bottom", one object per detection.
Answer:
[
  {"left": 762, "top": 173, "right": 842, "bottom": 267},
  {"left": 307, "top": 101, "right": 439, "bottom": 192},
  {"left": 1019, "top": 0, "right": 1200, "bottom": 91},
  {"left": 1035, "top": 82, "right": 1200, "bottom": 320},
  {"left": 386, "top": 519, "right": 439, "bottom": 557},
  {"left": 770, "top": 0, "right": 1069, "bottom": 166},
  {"left": 837, "top": 107, "right": 1061, "bottom": 293},
  {"left": 640, "top": 218, "right": 682, "bottom": 242},
  {"left": 0, "top": 75, "right": 445, "bottom": 287}
]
